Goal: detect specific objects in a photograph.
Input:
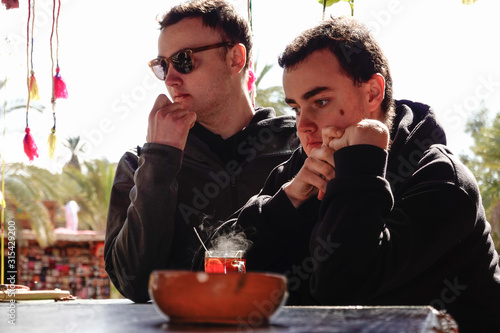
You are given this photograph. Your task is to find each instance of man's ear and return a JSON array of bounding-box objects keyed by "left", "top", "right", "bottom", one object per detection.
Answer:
[
  {"left": 366, "top": 73, "right": 385, "bottom": 111},
  {"left": 228, "top": 43, "right": 247, "bottom": 74}
]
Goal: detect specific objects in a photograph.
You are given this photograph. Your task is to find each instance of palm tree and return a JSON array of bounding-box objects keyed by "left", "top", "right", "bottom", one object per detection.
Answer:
[
  {"left": 62, "top": 159, "right": 115, "bottom": 232},
  {"left": 2, "top": 163, "right": 68, "bottom": 247}
]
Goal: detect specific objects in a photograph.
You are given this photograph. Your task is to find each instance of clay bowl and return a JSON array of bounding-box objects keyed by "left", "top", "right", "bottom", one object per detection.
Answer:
[{"left": 148, "top": 270, "right": 288, "bottom": 326}]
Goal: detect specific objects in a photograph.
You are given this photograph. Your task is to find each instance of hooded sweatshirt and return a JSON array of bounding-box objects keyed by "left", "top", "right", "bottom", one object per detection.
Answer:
[
  {"left": 104, "top": 108, "right": 299, "bottom": 303},
  {"left": 233, "top": 100, "right": 500, "bottom": 333}
]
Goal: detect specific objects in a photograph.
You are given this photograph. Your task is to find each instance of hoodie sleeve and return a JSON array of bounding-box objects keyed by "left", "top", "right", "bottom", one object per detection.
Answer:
[
  {"left": 104, "top": 143, "right": 183, "bottom": 302},
  {"left": 309, "top": 144, "right": 478, "bottom": 304},
  {"left": 229, "top": 148, "right": 317, "bottom": 273}
]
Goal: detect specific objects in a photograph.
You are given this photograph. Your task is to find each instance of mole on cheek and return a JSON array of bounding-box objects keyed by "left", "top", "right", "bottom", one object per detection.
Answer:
[{"left": 340, "top": 109, "right": 345, "bottom": 116}]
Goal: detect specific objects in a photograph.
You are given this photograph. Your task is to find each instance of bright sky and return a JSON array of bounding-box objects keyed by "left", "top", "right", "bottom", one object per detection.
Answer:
[{"left": 1, "top": 0, "right": 500, "bottom": 172}]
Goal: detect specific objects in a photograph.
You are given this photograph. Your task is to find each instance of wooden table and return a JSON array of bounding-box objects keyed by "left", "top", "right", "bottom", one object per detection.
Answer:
[{"left": 0, "top": 299, "right": 458, "bottom": 332}]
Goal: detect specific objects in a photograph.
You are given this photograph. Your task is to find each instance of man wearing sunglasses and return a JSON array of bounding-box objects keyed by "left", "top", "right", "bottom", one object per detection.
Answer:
[{"left": 104, "top": 0, "right": 299, "bottom": 303}]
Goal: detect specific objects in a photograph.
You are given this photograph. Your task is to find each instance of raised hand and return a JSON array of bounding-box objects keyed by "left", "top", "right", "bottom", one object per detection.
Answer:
[
  {"left": 283, "top": 146, "right": 336, "bottom": 208},
  {"left": 146, "top": 94, "right": 197, "bottom": 150},
  {"left": 322, "top": 119, "right": 390, "bottom": 152}
]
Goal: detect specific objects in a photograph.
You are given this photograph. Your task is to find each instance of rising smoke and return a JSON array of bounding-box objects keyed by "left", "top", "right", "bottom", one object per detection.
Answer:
[{"left": 208, "top": 220, "right": 253, "bottom": 253}]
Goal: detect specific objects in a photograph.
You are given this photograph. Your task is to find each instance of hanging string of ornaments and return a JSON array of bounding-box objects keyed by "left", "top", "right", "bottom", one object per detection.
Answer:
[
  {"left": 5, "top": 0, "right": 67, "bottom": 162},
  {"left": 23, "top": 0, "right": 38, "bottom": 162},
  {"left": 49, "top": 0, "right": 67, "bottom": 158}
]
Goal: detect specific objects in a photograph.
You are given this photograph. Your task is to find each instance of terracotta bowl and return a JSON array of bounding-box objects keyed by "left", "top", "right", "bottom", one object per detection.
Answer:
[{"left": 148, "top": 270, "right": 288, "bottom": 326}]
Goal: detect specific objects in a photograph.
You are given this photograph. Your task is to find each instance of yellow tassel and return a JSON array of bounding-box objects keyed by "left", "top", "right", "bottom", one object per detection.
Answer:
[
  {"left": 48, "top": 128, "right": 57, "bottom": 159},
  {"left": 29, "top": 73, "right": 40, "bottom": 101}
]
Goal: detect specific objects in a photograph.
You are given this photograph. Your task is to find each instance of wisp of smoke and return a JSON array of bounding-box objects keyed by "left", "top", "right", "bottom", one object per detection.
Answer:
[{"left": 209, "top": 230, "right": 253, "bottom": 253}]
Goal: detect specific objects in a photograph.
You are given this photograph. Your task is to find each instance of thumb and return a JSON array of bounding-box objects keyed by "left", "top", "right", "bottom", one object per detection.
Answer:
[{"left": 329, "top": 135, "right": 349, "bottom": 152}]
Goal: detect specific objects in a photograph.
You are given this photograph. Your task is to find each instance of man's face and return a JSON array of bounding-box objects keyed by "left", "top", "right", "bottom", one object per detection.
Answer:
[
  {"left": 158, "top": 17, "right": 232, "bottom": 121},
  {"left": 283, "top": 49, "right": 375, "bottom": 156}
]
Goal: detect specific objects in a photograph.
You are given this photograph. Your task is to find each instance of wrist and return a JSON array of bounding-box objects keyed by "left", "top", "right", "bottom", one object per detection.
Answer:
[{"left": 283, "top": 180, "right": 303, "bottom": 208}]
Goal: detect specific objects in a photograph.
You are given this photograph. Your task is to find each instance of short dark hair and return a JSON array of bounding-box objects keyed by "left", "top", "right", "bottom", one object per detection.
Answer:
[
  {"left": 278, "top": 16, "right": 395, "bottom": 125},
  {"left": 159, "top": 0, "right": 252, "bottom": 70}
]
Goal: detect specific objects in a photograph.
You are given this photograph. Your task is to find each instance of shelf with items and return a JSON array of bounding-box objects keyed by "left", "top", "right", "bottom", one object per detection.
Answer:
[{"left": 13, "top": 229, "right": 110, "bottom": 299}]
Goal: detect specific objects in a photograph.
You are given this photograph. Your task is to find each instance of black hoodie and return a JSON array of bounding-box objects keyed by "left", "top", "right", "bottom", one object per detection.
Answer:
[
  {"left": 234, "top": 100, "right": 500, "bottom": 333},
  {"left": 104, "top": 108, "right": 299, "bottom": 303}
]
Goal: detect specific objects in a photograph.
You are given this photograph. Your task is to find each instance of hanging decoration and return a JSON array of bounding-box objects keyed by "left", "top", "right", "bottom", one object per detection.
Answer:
[
  {"left": 48, "top": 0, "right": 67, "bottom": 158},
  {"left": 24, "top": 0, "right": 39, "bottom": 162},
  {"left": 29, "top": 71, "right": 40, "bottom": 101},
  {"left": 247, "top": 61, "right": 256, "bottom": 93},
  {"left": 1, "top": 0, "right": 19, "bottom": 10},
  {"left": 246, "top": 0, "right": 256, "bottom": 106},
  {"left": 28, "top": 10, "right": 40, "bottom": 104}
]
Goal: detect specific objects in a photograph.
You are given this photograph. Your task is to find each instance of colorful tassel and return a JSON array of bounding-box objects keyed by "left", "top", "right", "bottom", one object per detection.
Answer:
[
  {"left": 47, "top": 127, "right": 56, "bottom": 159},
  {"left": 248, "top": 68, "right": 256, "bottom": 92},
  {"left": 23, "top": 126, "right": 39, "bottom": 162},
  {"left": 29, "top": 71, "right": 40, "bottom": 101},
  {"left": 53, "top": 65, "right": 68, "bottom": 99},
  {"left": 1, "top": 0, "right": 19, "bottom": 10}
]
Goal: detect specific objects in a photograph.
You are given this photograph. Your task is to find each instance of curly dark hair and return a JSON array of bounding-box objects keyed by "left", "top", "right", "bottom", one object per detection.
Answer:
[
  {"left": 279, "top": 16, "right": 395, "bottom": 125},
  {"left": 159, "top": 0, "right": 252, "bottom": 70}
]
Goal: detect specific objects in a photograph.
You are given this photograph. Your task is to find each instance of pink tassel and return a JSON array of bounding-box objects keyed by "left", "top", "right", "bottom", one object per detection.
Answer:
[
  {"left": 1, "top": 0, "right": 19, "bottom": 10},
  {"left": 54, "top": 66, "right": 68, "bottom": 99},
  {"left": 248, "top": 69, "right": 256, "bottom": 92},
  {"left": 23, "top": 126, "right": 39, "bottom": 162}
]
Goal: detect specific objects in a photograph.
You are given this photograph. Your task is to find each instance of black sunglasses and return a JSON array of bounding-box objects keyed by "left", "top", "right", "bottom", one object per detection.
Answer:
[{"left": 148, "top": 42, "right": 234, "bottom": 80}]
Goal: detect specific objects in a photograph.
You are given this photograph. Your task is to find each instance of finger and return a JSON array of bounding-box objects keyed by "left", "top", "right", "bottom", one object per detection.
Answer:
[
  {"left": 317, "top": 190, "right": 325, "bottom": 201},
  {"left": 329, "top": 135, "right": 349, "bottom": 152},
  {"left": 148, "top": 95, "right": 173, "bottom": 134},
  {"left": 161, "top": 109, "right": 197, "bottom": 129},
  {"left": 302, "top": 159, "right": 331, "bottom": 191},
  {"left": 309, "top": 147, "right": 335, "bottom": 180},
  {"left": 322, "top": 126, "right": 344, "bottom": 147},
  {"left": 150, "top": 94, "right": 172, "bottom": 118}
]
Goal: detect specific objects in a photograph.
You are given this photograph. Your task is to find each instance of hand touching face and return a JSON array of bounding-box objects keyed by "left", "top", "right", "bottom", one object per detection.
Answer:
[
  {"left": 147, "top": 94, "right": 197, "bottom": 150},
  {"left": 322, "top": 119, "right": 390, "bottom": 152},
  {"left": 283, "top": 146, "right": 336, "bottom": 208}
]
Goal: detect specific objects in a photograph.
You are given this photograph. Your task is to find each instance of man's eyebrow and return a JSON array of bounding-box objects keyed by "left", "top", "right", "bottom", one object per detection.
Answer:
[
  {"left": 285, "top": 86, "right": 330, "bottom": 105},
  {"left": 303, "top": 86, "right": 329, "bottom": 100}
]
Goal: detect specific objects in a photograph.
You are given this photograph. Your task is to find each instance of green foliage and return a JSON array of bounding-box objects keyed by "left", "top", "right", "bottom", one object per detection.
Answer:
[
  {"left": 461, "top": 105, "right": 500, "bottom": 249},
  {"left": 62, "top": 159, "right": 115, "bottom": 232},
  {"left": 253, "top": 61, "right": 291, "bottom": 117},
  {"left": 2, "top": 157, "right": 116, "bottom": 246},
  {"left": 3, "top": 163, "right": 61, "bottom": 247}
]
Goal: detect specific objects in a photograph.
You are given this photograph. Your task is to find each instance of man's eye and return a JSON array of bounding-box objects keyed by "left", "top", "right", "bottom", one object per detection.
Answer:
[
  {"left": 291, "top": 107, "right": 301, "bottom": 116},
  {"left": 315, "top": 99, "right": 328, "bottom": 107}
]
